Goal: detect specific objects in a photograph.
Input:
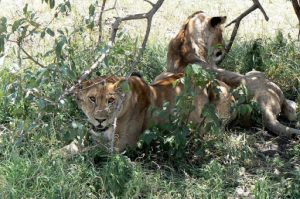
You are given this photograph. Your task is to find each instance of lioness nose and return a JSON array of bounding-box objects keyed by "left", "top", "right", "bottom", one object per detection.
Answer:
[{"left": 96, "top": 118, "right": 106, "bottom": 124}]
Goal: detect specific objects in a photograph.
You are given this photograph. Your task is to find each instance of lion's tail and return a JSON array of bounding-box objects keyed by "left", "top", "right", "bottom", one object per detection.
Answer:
[{"left": 263, "top": 109, "right": 300, "bottom": 138}]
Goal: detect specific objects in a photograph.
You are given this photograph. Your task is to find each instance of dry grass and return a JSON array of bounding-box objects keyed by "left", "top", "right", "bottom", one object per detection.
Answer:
[{"left": 1, "top": 0, "right": 298, "bottom": 44}]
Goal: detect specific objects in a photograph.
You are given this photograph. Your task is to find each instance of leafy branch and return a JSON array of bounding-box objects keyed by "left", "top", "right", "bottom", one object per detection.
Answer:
[
  {"left": 217, "top": 0, "right": 269, "bottom": 64},
  {"left": 59, "top": 0, "right": 164, "bottom": 100}
]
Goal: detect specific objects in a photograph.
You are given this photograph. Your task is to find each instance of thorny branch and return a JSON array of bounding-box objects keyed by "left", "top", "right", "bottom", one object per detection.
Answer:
[
  {"left": 8, "top": 39, "right": 46, "bottom": 68},
  {"left": 104, "top": 0, "right": 118, "bottom": 12},
  {"left": 20, "top": 46, "right": 46, "bottom": 68},
  {"left": 217, "top": 0, "right": 269, "bottom": 64}
]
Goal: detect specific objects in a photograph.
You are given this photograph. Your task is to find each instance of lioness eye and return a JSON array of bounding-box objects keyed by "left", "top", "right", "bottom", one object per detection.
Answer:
[
  {"left": 107, "top": 97, "right": 114, "bottom": 104},
  {"left": 89, "top": 96, "right": 96, "bottom": 103}
]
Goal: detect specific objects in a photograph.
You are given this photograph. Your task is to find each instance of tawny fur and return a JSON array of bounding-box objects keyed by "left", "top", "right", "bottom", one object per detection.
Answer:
[
  {"left": 75, "top": 73, "right": 233, "bottom": 152},
  {"left": 242, "top": 71, "right": 300, "bottom": 137},
  {"left": 167, "top": 11, "right": 226, "bottom": 73},
  {"left": 167, "top": 11, "right": 300, "bottom": 137}
]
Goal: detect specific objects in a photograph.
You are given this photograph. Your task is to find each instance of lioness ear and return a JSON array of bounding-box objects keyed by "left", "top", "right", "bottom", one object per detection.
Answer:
[
  {"left": 112, "top": 78, "right": 126, "bottom": 91},
  {"left": 82, "top": 80, "right": 94, "bottom": 87},
  {"left": 210, "top": 16, "right": 227, "bottom": 27}
]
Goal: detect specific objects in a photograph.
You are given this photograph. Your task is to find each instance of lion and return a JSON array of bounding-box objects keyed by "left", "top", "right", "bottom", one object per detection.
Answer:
[
  {"left": 167, "top": 11, "right": 227, "bottom": 73},
  {"left": 73, "top": 73, "right": 233, "bottom": 152},
  {"left": 74, "top": 75, "right": 150, "bottom": 152},
  {"left": 166, "top": 12, "right": 300, "bottom": 137},
  {"left": 241, "top": 71, "right": 299, "bottom": 137}
]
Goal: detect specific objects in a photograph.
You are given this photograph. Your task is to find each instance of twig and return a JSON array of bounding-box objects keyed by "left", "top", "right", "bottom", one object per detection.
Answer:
[
  {"left": 104, "top": 0, "right": 118, "bottom": 12},
  {"left": 217, "top": 0, "right": 269, "bottom": 64},
  {"left": 58, "top": 42, "right": 112, "bottom": 101},
  {"left": 97, "top": 0, "right": 107, "bottom": 44},
  {"left": 9, "top": 38, "right": 46, "bottom": 68},
  {"left": 110, "top": 0, "right": 164, "bottom": 70},
  {"left": 144, "top": 0, "right": 155, "bottom": 6},
  {"left": 10, "top": 37, "right": 45, "bottom": 68},
  {"left": 20, "top": 46, "right": 46, "bottom": 68}
]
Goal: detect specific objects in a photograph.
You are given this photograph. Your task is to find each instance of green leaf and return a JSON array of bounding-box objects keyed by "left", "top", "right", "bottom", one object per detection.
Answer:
[
  {"left": 165, "top": 135, "right": 175, "bottom": 144},
  {"left": 55, "top": 37, "right": 66, "bottom": 57},
  {"left": 87, "top": 21, "right": 94, "bottom": 30},
  {"left": 57, "top": 29, "right": 64, "bottom": 35},
  {"left": 0, "top": 35, "right": 5, "bottom": 53},
  {"left": 191, "top": 64, "right": 201, "bottom": 74},
  {"left": 23, "top": 3, "right": 28, "bottom": 14},
  {"left": 12, "top": 19, "right": 25, "bottom": 32},
  {"left": 172, "top": 78, "right": 180, "bottom": 88},
  {"left": 29, "top": 20, "right": 40, "bottom": 28},
  {"left": 141, "top": 130, "right": 157, "bottom": 145},
  {"left": 40, "top": 31, "right": 46, "bottom": 38},
  {"left": 50, "top": 0, "right": 55, "bottom": 9},
  {"left": 0, "top": 17, "right": 7, "bottom": 34},
  {"left": 46, "top": 28, "right": 55, "bottom": 36},
  {"left": 89, "top": 4, "right": 95, "bottom": 16},
  {"left": 65, "top": 1, "right": 71, "bottom": 11},
  {"left": 239, "top": 104, "right": 252, "bottom": 116},
  {"left": 60, "top": 4, "right": 66, "bottom": 12},
  {"left": 17, "top": 120, "right": 25, "bottom": 131}
]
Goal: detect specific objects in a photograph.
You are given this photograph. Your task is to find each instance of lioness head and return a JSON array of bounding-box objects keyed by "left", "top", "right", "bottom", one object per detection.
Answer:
[
  {"left": 74, "top": 75, "right": 151, "bottom": 151},
  {"left": 75, "top": 76, "right": 124, "bottom": 137},
  {"left": 168, "top": 11, "right": 227, "bottom": 72}
]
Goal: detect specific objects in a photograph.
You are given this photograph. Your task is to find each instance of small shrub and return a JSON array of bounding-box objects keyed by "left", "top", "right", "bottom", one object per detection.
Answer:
[{"left": 136, "top": 64, "right": 222, "bottom": 163}]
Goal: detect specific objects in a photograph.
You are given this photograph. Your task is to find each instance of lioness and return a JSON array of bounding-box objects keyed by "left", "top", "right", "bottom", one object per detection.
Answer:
[
  {"left": 74, "top": 73, "right": 233, "bottom": 152},
  {"left": 241, "top": 71, "right": 299, "bottom": 137},
  {"left": 166, "top": 12, "right": 300, "bottom": 137}
]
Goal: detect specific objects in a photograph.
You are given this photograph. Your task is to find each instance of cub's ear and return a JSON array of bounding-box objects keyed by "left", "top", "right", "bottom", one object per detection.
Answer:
[{"left": 210, "top": 16, "right": 227, "bottom": 27}]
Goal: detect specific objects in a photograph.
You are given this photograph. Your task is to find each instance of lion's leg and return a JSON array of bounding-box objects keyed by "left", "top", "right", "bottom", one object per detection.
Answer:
[{"left": 263, "top": 108, "right": 300, "bottom": 137}]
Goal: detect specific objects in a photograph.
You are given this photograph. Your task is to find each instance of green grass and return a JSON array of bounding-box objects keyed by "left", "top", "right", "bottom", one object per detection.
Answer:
[{"left": 1, "top": 31, "right": 300, "bottom": 199}]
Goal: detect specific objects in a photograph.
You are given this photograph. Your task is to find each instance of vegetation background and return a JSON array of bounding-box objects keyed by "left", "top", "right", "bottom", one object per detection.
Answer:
[{"left": 0, "top": 0, "right": 300, "bottom": 198}]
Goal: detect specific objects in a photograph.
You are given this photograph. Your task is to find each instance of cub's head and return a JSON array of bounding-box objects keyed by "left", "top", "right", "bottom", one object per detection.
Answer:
[
  {"left": 74, "top": 76, "right": 124, "bottom": 133},
  {"left": 171, "top": 11, "right": 227, "bottom": 67}
]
